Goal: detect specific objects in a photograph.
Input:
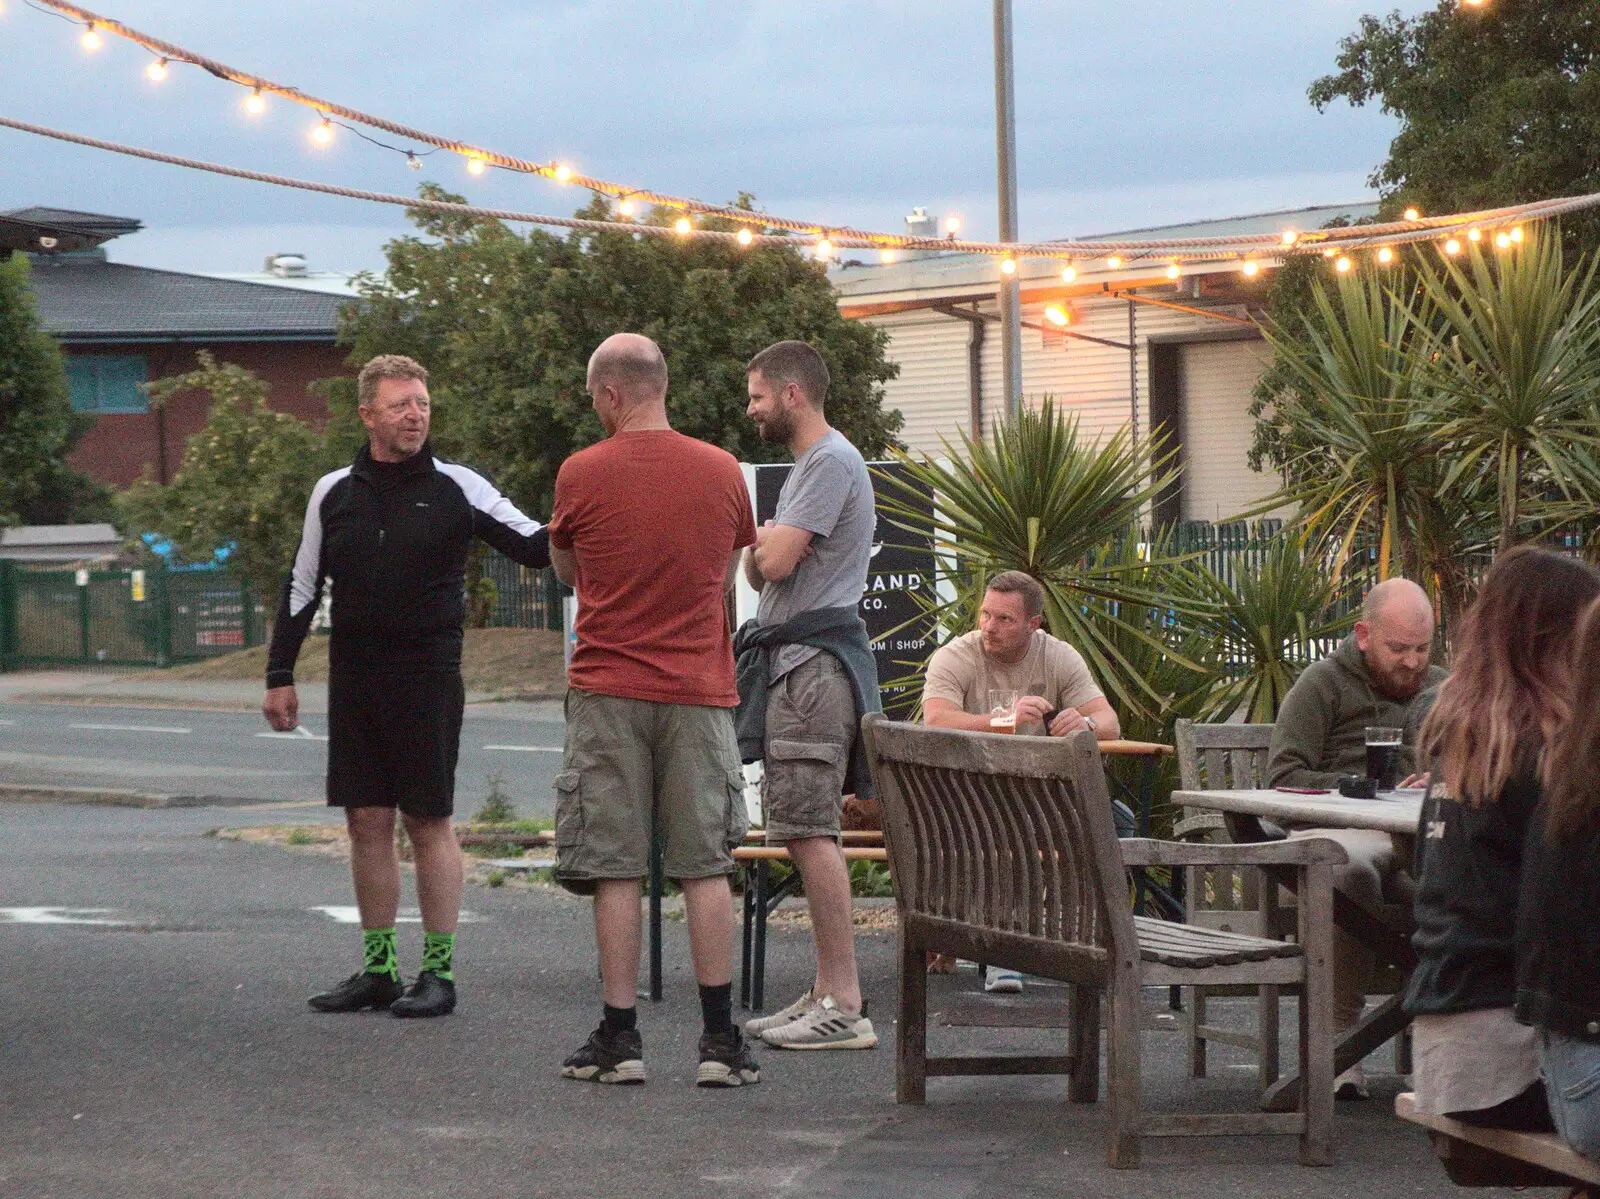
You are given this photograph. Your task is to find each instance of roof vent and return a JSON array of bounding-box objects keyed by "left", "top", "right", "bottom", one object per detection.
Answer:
[
  {"left": 264, "top": 253, "right": 309, "bottom": 277},
  {"left": 905, "top": 207, "right": 938, "bottom": 240}
]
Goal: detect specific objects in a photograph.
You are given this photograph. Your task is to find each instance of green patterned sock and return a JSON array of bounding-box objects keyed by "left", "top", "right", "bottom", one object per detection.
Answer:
[
  {"left": 421, "top": 931, "right": 455, "bottom": 981},
  {"left": 363, "top": 927, "right": 399, "bottom": 980}
]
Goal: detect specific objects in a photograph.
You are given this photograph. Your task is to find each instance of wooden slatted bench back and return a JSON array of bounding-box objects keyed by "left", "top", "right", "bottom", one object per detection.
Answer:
[{"left": 861, "top": 716, "right": 1136, "bottom": 987}]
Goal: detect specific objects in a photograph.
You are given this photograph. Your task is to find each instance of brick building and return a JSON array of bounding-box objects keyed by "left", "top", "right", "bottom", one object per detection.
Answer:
[{"left": 4, "top": 207, "right": 354, "bottom": 489}]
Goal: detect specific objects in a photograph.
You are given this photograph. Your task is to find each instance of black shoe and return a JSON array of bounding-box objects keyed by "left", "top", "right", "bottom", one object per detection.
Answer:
[
  {"left": 697, "top": 1028, "right": 761, "bottom": 1088},
  {"left": 308, "top": 970, "right": 405, "bottom": 1013},
  {"left": 561, "top": 1025, "right": 646, "bottom": 1085},
  {"left": 390, "top": 970, "right": 457, "bottom": 1018}
]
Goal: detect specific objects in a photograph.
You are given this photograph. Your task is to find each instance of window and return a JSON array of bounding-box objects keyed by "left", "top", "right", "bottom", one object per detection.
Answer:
[{"left": 66, "top": 354, "right": 148, "bottom": 414}]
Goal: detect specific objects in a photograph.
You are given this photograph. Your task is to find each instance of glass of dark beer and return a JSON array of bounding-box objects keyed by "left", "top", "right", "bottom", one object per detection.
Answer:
[{"left": 1364, "top": 726, "right": 1403, "bottom": 791}]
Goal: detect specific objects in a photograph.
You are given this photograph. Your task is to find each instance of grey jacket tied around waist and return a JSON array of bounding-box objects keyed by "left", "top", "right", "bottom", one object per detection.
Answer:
[{"left": 733, "top": 606, "right": 882, "bottom": 800}]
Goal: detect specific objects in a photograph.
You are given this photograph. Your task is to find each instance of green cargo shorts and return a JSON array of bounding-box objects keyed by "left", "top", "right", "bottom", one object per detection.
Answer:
[
  {"left": 554, "top": 687, "right": 748, "bottom": 895},
  {"left": 762, "top": 651, "right": 856, "bottom": 845}
]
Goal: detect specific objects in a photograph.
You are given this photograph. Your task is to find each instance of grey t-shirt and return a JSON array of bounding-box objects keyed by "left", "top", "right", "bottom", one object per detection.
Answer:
[{"left": 757, "top": 428, "right": 875, "bottom": 678}]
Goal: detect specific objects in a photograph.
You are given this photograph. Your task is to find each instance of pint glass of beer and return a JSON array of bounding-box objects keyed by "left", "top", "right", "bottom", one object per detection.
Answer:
[
  {"left": 987, "top": 689, "right": 1019, "bottom": 734},
  {"left": 1364, "top": 726, "right": 1403, "bottom": 790}
]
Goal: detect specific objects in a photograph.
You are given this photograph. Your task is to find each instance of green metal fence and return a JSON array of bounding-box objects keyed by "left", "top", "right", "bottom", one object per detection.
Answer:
[{"left": 0, "top": 561, "right": 269, "bottom": 670}]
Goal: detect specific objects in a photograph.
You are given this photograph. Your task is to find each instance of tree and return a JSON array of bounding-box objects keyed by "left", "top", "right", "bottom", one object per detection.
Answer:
[
  {"left": 0, "top": 253, "right": 109, "bottom": 525},
  {"left": 338, "top": 187, "right": 902, "bottom": 515},
  {"left": 1310, "top": 1, "right": 1600, "bottom": 243},
  {"left": 118, "top": 352, "right": 326, "bottom": 600}
]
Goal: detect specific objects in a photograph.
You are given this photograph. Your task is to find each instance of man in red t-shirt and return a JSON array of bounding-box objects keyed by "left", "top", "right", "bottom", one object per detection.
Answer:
[{"left": 548, "top": 333, "right": 760, "bottom": 1090}]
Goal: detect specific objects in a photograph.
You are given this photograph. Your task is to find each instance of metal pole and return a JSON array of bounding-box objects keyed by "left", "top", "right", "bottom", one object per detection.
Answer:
[{"left": 993, "top": 0, "right": 1023, "bottom": 419}]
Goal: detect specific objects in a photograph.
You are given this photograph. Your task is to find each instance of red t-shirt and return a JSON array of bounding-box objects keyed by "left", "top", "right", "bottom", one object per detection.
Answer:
[{"left": 550, "top": 430, "right": 756, "bottom": 706}]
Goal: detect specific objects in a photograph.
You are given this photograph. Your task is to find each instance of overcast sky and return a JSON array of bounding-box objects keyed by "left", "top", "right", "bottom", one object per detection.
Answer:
[{"left": 0, "top": 1, "right": 1430, "bottom": 275}]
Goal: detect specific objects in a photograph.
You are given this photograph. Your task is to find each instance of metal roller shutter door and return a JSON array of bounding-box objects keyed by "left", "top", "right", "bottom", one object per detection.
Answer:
[{"left": 1179, "top": 340, "right": 1277, "bottom": 522}]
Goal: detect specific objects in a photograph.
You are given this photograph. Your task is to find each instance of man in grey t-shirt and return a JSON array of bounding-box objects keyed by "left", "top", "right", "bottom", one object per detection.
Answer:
[{"left": 740, "top": 340, "right": 878, "bottom": 1052}]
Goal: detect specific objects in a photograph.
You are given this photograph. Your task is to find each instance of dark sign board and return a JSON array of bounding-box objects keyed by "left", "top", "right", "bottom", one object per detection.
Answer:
[{"left": 751, "top": 460, "right": 937, "bottom": 717}]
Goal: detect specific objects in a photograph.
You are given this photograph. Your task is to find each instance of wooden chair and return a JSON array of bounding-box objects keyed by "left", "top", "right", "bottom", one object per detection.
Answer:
[
  {"left": 861, "top": 715, "right": 1343, "bottom": 1168},
  {"left": 1396, "top": 1093, "right": 1600, "bottom": 1190},
  {"left": 1173, "top": 719, "right": 1285, "bottom": 1087}
]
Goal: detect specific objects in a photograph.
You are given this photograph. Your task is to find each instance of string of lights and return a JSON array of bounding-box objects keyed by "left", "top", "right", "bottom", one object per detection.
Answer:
[
  {"left": 18, "top": 0, "right": 1541, "bottom": 272},
  {"left": 6, "top": 113, "right": 1599, "bottom": 279}
]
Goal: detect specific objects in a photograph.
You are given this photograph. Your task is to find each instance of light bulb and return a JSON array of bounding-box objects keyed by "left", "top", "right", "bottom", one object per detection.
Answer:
[
  {"left": 1404, "top": 207, "right": 1421, "bottom": 221},
  {"left": 1061, "top": 264, "right": 1076, "bottom": 283},
  {"left": 1444, "top": 238, "right": 1462, "bottom": 255},
  {"left": 1166, "top": 263, "right": 1181, "bottom": 280},
  {"left": 245, "top": 89, "right": 266, "bottom": 115},
  {"left": 1468, "top": 227, "right": 1482, "bottom": 242},
  {"left": 406, "top": 153, "right": 422, "bottom": 170},
  {"left": 944, "top": 216, "right": 961, "bottom": 236},
  {"left": 881, "top": 249, "right": 898, "bottom": 264},
  {"left": 1281, "top": 229, "right": 1298, "bottom": 246},
  {"left": 81, "top": 24, "right": 102, "bottom": 51},
  {"left": 1000, "top": 257, "right": 1017, "bottom": 275},
  {"left": 815, "top": 238, "right": 834, "bottom": 259},
  {"left": 618, "top": 198, "right": 637, "bottom": 218},
  {"left": 1378, "top": 246, "right": 1395, "bottom": 264},
  {"left": 1336, "top": 256, "right": 1353, "bottom": 273},
  {"left": 1495, "top": 232, "right": 1512, "bottom": 249},
  {"left": 146, "top": 58, "right": 168, "bottom": 82},
  {"left": 736, "top": 228, "right": 754, "bottom": 247},
  {"left": 553, "top": 164, "right": 572, "bottom": 183},
  {"left": 1044, "top": 305, "right": 1069, "bottom": 327},
  {"left": 310, "top": 117, "right": 334, "bottom": 146},
  {"left": 1322, "top": 248, "right": 1335, "bottom": 258},
  {"left": 466, "top": 156, "right": 486, "bottom": 176},
  {"left": 1107, "top": 255, "right": 1122, "bottom": 270},
  {"left": 1241, "top": 259, "right": 1260, "bottom": 277},
  {"left": 1510, "top": 226, "right": 1524, "bottom": 243},
  {"left": 674, "top": 217, "right": 692, "bottom": 235}
]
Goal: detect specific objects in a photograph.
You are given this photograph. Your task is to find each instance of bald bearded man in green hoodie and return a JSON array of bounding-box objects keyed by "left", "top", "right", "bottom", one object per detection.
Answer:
[{"left": 1267, "top": 578, "right": 1445, "bottom": 1100}]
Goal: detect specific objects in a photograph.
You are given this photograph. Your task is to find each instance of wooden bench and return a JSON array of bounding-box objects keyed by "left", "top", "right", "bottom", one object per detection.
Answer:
[
  {"left": 862, "top": 714, "right": 1346, "bottom": 1169},
  {"left": 1395, "top": 1092, "right": 1600, "bottom": 1191},
  {"left": 735, "top": 841, "right": 889, "bottom": 1012}
]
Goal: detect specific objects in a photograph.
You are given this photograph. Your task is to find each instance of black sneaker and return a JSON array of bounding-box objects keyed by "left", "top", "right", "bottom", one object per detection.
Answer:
[
  {"left": 561, "top": 1026, "right": 646, "bottom": 1085},
  {"left": 307, "top": 971, "right": 405, "bottom": 1013},
  {"left": 697, "top": 1028, "right": 761, "bottom": 1088},
  {"left": 390, "top": 970, "right": 456, "bottom": 1018}
]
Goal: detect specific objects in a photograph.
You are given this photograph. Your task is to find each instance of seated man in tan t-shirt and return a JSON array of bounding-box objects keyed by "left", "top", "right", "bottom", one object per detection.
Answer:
[
  {"left": 921, "top": 571, "right": 1120, "bottom": 994},
  {"left": 922, "top": 571, "right": 1119, "bottom": 742}
]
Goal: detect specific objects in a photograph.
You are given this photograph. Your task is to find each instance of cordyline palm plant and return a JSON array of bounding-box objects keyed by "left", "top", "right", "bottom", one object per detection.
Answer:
[
  {"left": 1177, "top": 529, "right": 1356, "bottom": 724},
  {"left": 1414, "top": 232, "right": 1600, "bottom": 551},
  {"left": 875, "top": 398, "right": 1204, "bottom": 716},
  {"left": 1250, "top": 265, "right": 1476, "bottom": 622}
]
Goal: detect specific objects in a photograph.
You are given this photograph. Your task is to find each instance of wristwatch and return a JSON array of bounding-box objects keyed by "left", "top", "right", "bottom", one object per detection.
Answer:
[{"left": 1082, "top": 715, "right": 1098, "bottom": 733}]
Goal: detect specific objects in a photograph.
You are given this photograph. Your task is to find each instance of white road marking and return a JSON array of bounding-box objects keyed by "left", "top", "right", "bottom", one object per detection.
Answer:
[
  {"left": 483, "top": 744, "right": 562, "bottom": 753},
  {"left": 310, "top": 905, "right": 483, "bottom": 924},
  {"left": 0, "top": 719, "right": 15, "bottom": 726},
  {"left": 70, "top": 723, "right": 192, "bottom": 735},
  {"left": 257, "top": 731, "right": 329, "bottom": 741},
  {"left": 0, "top": 907, "right": 129, "bottom": 925}
]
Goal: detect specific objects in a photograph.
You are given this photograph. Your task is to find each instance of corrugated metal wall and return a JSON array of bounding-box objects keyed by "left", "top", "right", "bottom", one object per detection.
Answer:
[{"left": 867, "top": 295, "right": 1255, "bottom": 455}]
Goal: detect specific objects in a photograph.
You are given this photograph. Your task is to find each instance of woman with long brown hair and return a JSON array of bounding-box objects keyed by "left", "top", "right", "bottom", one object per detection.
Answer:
[
  {"left": 1516, "top": 595, "right": 1600, "bottom": 1159},
  {"left": 1404, "top": 546, "right": 1600, "bottom": 1129}
]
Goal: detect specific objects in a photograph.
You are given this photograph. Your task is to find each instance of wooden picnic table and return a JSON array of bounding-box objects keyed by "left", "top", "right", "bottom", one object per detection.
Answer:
[{"left": 1171, "top": 786, "right": 1425, "bottom": 1113}]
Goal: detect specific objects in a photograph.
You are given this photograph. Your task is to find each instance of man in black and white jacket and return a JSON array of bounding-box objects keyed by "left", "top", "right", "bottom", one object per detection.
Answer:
[{"left": 264, "top": 354, "right": 549, "bottom": 1018}]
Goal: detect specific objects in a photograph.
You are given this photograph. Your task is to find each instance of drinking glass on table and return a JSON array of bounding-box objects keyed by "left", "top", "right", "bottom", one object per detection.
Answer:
[
  {"left": 987, "top": 689, "right": 1019, "bottom": 734},
  {"left": 1364, "top": 726, "right": 1403, "bottom": 790}
]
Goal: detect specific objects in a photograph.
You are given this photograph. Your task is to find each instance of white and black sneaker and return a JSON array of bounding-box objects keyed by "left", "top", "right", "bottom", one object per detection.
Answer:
[
  {"left": 742, "top": 989, "right": 813, "bottom": 1039},
  {"left": 758, "top": 995, "right": 877, "bottom": 1050},
  {"left": 697, "top": 1029, "right": 761, "bottom": 1087},
  {"left": 561, "top": 1025, "right": 646, "bottom": 1085}
]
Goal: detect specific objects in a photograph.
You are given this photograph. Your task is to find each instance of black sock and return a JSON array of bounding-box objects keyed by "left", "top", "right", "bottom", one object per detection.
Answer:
[
  {"left": 601, "top": 1003, "right": 637, "bottom": 1037},
  {"left": 699, "top": 982, "right": 733, "bottom": 1036}
]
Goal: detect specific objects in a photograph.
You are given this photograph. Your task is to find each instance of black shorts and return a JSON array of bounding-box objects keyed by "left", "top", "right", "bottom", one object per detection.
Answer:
[{"left": 326, "top": 671, "right": 465, "bottom": 818}]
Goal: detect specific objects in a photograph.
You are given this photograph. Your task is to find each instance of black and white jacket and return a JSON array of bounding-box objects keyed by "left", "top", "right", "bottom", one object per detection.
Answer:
[{"left": 265, "top": 442, "right": 550, "bottom": 685}]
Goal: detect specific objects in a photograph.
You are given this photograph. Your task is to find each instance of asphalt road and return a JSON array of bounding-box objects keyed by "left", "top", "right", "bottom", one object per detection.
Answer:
[
  {"left": 0, "top": 801, "right": 1474, "bottom": 1199},
  {"left": 0, "top": 700, "right": 566, "bottom": 816}
]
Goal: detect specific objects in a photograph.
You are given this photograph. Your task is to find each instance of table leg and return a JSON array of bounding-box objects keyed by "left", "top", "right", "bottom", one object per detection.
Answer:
[{"left": 739, "top": 865, "right": 755, "bottom": 1009}]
